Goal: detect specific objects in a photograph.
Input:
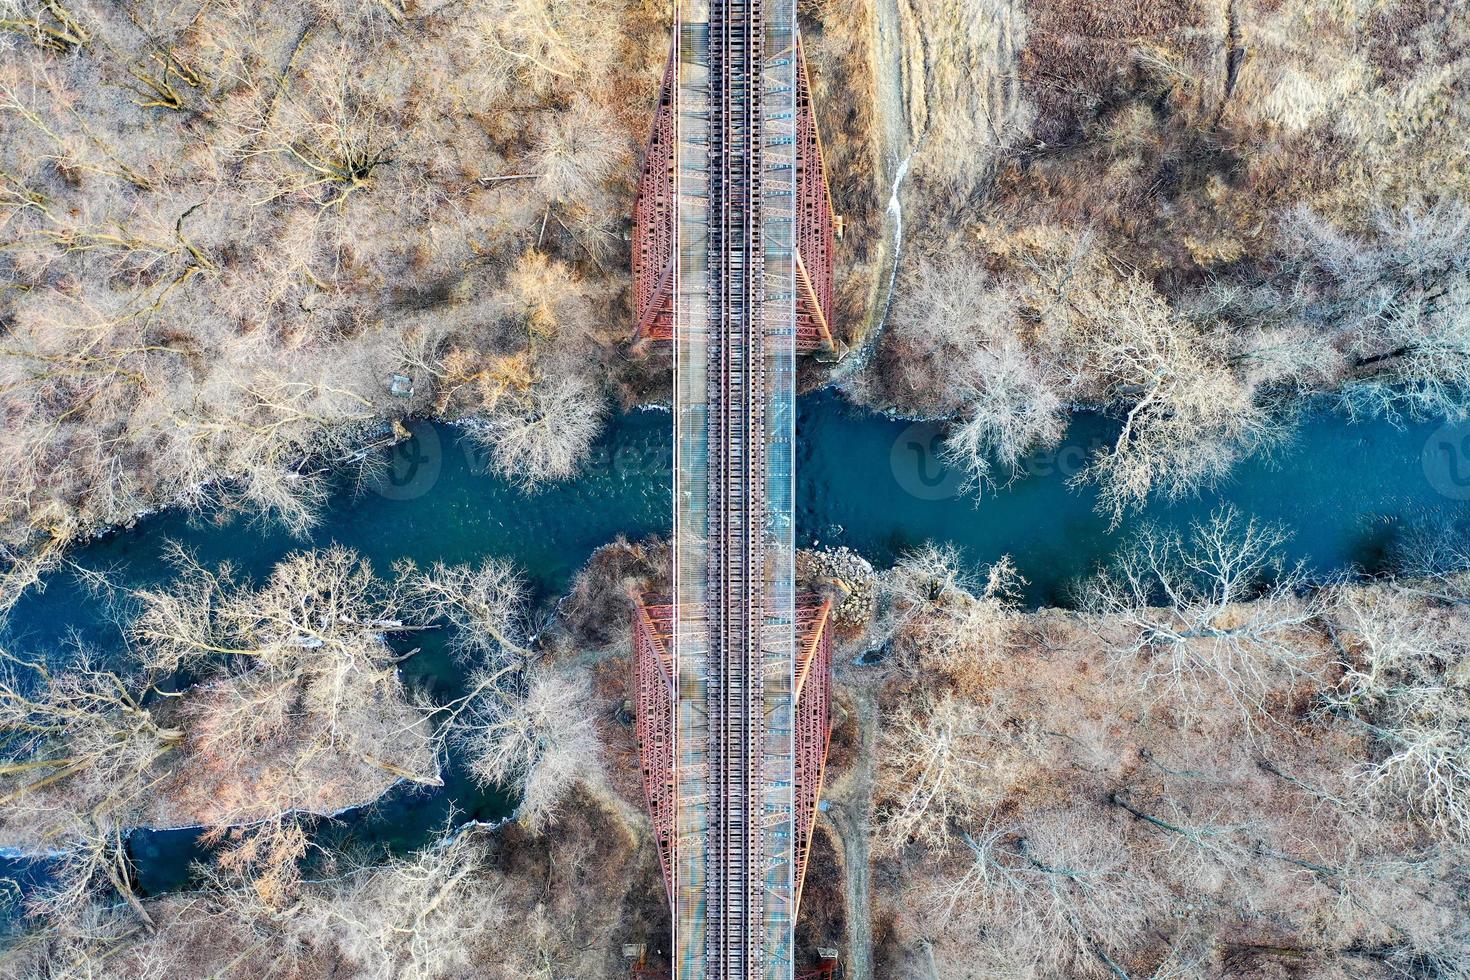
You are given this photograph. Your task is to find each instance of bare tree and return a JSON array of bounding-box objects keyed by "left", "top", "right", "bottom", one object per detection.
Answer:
[
  {"left": 242, "top": 50, "right": 401, "bottom": 211},
  {"left": 1080, "top": 507, "right": 1321, "bottom": 725},
  {"left": 401, "top": 558, "right": 529, "bottom": 664},
  {"left": 0, "top": 653, "right": 179, "bottom": 812},
  {"left": 402, "top": 559, "right": 602, "bottom": 831},
  {"left": 0, "top": 899, "right": 157, "bottom": 979},
  {"left": 128, "top": 546, "right": 438, "bottom": 902},
  {"left": 298, "top": 830, "right": 508, "bottom": 980},
  {"left": 1048, "top": 260, "right": 1281, "bottom": 524},
  {"left": 469, "top": 371, "right": 607, "bottom": 489},
  {"left": 941, "top": 340, "right": 1067, "bottom": 493},
  {"left": 1324, "top": 583, "right": 1470, "bottom": 840},
  {"left": 454, "top": 666, "right": 602, "bottom": 833},
  {"left": 1276, "top": 200, "right": 1470, "bottom": 422},
  {"left": 876, "top": 543, "right": 1023, "bottom": 682},
  {"left": 875, "top": 691, "right": 1035, "bottom": 853},
  {"left": 913, "top": 810, "right": 1171, "bottom": 979},
  {"left": 0, "top": 652, "right": 179, "bottom": 924},
  {"left": 0, "top": 0, "right": 642, "bottom": 579},
  {"left": 529, "top": 96, "right": 627, "bottom": 216},
  {"left": 877, "top": 255, "right": 1067, "bottom": 490}
]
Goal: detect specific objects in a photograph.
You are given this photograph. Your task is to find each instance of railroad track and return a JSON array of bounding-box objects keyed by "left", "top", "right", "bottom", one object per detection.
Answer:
[{"left": 671, "top": 1, "right": 801, "bottom": 977}]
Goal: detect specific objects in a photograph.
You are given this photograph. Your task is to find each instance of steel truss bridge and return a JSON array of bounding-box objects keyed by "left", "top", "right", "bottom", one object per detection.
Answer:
[{"left": 629, "top": 1, "right": 840, "bottom": 977}]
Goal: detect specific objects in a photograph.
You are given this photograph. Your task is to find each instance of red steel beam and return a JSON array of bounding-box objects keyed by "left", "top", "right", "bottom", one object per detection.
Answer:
[
  {"left": 793, "top": 32, "right": 836, "bottom": 355},
  {"left": 632, "top": 593, "right": 677, "bottom": 907},
  {"left": 631, "top": 39, "right": 676, "bottom": 353},
  {"left": 631, "top": 35, "right": 837, "bottom": 356},
  {"left": 793, "top": 598, "right": 833, "bottom": 910},
  {"left": 631, "top": 593, "right": 834, "bottom": 911}
]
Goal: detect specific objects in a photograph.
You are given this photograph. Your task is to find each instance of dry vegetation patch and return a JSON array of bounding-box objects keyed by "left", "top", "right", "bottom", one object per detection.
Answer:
[
  {"left": 1, "top": 789, "right": 664, "bottom": 979},
  {"left": 0, "top": 0, "right": 671, "bottom": 599},
  {"left": 0, "top": 541, "right": 621, "bottom": 949},
  {"left": 847, "top": 0, "right": 1470, "bottom": 523},
  {"left": 0, "top": 545, "right": 442, "bottom": 917},
  {"left": 856, "top": 520, "right": 1470, "bottom": 977}
]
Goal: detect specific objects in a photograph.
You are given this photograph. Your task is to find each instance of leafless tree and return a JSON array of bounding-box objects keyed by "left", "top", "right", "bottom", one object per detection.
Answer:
[
  {"left": 877, "top": 256, "right": 1067, "bottom": 491},
  {"left": 1038, "top": 252, "right": 1281, "bottom": 524},
  {"left": 1080, "top": 507, "right": 1321, "bottom": 726},
  {"left": 0, "top": 653, "right": 179, "bottom": 813},
  {"left": 0, "top": 0, "right": 641, "bottom": 581},
  {"left": 875, "top": 691, "right": 1036, "bottom": 853},
  {"left": 1323, "top": 583, "right": 1470, "bottom": 840},
  {"left": 401, "top": 559, "right": 602, "bottom": 830},
  {"left": 875, "top": 543, "right": 1023, "bottom": 682},
  {"left": 126, "top": 546, "right": 438, "bottom": 903},
  {"left": 529, "top": 96, "right": 628, "bottom": 218},
  {"left": 297, "top": 829, "right": 508, "bottom": 980},
  {"left": 1277, "top": 200, "right": 1470, "bottom": 422},
  {"left": 469, "top": 372, "right": 607, "bottom": 489},
  {"left": 913, "top": 809, "right": 1171, "bottom": 979},
  {"left": 133, "top": 545, "right": 415, "bottom": 712},
  {"left": 0, "top": 651, "right": 179, "bottom": 924},
  {"left": 401, "top": 558, "right": 530, "bottom": 663},
  {"left": 453, "top": 666, "right": 602, "bottom": 833}
]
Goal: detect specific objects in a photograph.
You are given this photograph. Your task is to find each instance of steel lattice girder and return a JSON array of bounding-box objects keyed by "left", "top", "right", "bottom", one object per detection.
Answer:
[
  {"left": 632, "top": 595, "right": 679, "bottom": 906},
  {"left": 631, "top": 593, "right": 834, "bottom": 912},
  {"left": 631, "top": 35, "right": 837, "bottom": 356}
]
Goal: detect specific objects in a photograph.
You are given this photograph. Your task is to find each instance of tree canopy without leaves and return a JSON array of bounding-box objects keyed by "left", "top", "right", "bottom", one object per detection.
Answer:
[
  {"left": 1080, "top": 507, "right": 1321, "bottom": 726},
  {"left": 0, "top": 0, "right": 648, "bottom": 595},
  {"left": 0, "top": 546, "right": 442, "bottom": 917},
  {"left": 401, "top": 558, "right": 606, "bottom": 832},
  {"left": 869, "top": 522, "right": 1470, "bottom": 975}
]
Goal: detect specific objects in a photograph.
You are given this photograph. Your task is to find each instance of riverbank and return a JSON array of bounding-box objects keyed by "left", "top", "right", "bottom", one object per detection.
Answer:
[
  {"left": 12, "top": 524, "right": 1466, "bottom": 978},
  {"left": 1, "top": 783, "right": 665, "bottom": 979},
  {"left": 2, "top": 388, "right": 1465, "bottom": 918},
  {"left": 0, "top": 537, "right": 673, "bottom": 977},
  {"left": 0, "top": 683, "right": 439, "bottom": 860},
  {"left": 810, "top": 539, "right": 1470, "bottom": 978}
]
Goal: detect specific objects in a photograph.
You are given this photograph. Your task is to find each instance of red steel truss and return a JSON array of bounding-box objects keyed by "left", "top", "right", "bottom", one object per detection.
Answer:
[
  {"left": 631, "top": 34, "right": 838, "bottom": 356},
  {"left": 631, "top": 41, "right": 676, "bottom": 353},
  {"left": 793, "top": 33, "right": 837, "bottom": 357},
  {"left": 632, "top": 594, "right": 677, "bottom": 900},
  {"left": 795, "top": 954, "right": 841, "bottom": 980},
  {"left": 632, "top": 592, "right": 834, "bottom": 911}
]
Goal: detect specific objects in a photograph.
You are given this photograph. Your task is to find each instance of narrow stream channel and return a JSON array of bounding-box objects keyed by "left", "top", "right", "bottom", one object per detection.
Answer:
[{"left": 4, "top": 390, "right": 1469, "bottom": 897}]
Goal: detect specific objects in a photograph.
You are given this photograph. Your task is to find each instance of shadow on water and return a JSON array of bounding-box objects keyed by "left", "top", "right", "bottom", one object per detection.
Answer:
[
  {"left": 6, "top": 391, "right": 1470, "bottom": 899},
  {"left": 801, "top": 393, "right": 1470, "bottom": 606}
]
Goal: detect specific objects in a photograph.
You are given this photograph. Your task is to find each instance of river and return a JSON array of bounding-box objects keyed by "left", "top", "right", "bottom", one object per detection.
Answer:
[{"left": 4, "top": 390, "right": 1469, "bottom": 897}]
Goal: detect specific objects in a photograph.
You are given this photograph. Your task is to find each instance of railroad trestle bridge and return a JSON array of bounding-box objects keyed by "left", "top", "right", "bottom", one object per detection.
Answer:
[{"left": 628, "top": 2, "right": 841, "bottom": 977}]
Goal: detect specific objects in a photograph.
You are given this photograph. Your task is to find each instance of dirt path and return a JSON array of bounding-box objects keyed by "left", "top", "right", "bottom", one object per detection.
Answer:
[
  {"left": 828, "top": 0, "right": 916, "bottom": 383},
  {"left": 822, "top": 681, "right": 880, "bottom": 980}
]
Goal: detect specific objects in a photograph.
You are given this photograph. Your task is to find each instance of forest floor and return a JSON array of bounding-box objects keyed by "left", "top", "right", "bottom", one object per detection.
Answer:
[{"left": 820, "top": 679, "right": 879, "bottom": 980}]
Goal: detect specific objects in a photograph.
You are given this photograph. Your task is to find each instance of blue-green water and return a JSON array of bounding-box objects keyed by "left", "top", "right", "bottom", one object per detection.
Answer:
[
  {"left": 5, "top": 391, "right": 1470, "bottom": 897},
  {"left": 799, "top": 395, "right": 1470, "bottom": 605}
]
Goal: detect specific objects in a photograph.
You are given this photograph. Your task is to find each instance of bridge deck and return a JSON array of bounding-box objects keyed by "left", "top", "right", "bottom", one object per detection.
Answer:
[{"left": 671, "top": 1, "right": 800, "bottom": 977}]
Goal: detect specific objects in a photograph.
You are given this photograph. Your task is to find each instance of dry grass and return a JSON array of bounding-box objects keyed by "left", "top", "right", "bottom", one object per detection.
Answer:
[
  {"left": 0, "top": 0, "right": 673, "bottom": 582},
  {"left": 868, "top": 588, "right": 1470, "bottom": 977}
]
